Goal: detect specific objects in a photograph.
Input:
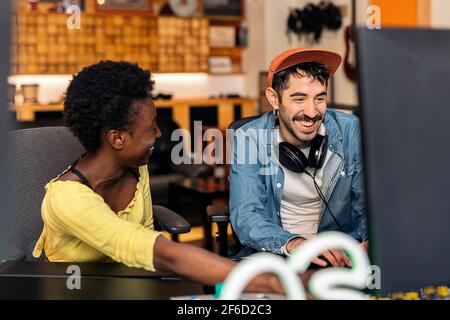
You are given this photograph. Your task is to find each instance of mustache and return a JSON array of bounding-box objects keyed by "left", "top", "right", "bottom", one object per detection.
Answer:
[{"left": 292, "top": 114, "right": 323, "bottom": 122}]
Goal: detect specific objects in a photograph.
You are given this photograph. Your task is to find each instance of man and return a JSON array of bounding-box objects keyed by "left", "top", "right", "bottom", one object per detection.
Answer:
[{"left": 229, "top": 48, "right": 368, "bottom": 267}]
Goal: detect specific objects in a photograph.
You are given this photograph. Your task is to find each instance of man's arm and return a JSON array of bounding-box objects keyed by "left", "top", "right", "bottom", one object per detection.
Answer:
[
  {"left": 229, "top": 129, "right": 300, "bottom": 254},
  {"left": 351, "top": 121, "right": 368, "bottom": 242}
]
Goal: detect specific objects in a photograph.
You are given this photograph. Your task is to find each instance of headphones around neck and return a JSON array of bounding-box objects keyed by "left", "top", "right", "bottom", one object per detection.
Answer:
[
  {"left": 277, "top": 132, "right": 345, "bottom": 232},
  {"left": 278, "top": 134, "right": 328, "bottom": 174}
]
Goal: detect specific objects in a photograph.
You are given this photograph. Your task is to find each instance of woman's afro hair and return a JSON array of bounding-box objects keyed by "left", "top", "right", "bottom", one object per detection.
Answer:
[{"left": 64, "top": 60, "right": 154, "bottom": 153}]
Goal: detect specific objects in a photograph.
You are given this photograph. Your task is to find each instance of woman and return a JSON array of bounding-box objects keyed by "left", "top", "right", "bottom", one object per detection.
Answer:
[{"left": 32, "top": 61, "right": 281, "bottom": 293}]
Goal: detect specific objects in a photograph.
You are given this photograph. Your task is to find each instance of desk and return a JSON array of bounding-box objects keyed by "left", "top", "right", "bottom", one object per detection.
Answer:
[
  {"left": 0, "top": 261, "right": 205, "bottom": 299},
  {"left": 0, "top": 276, "right": 205, "bottom": 300},
  {"left": 0, "top": 260, "right": 178, "bottom": 279}
]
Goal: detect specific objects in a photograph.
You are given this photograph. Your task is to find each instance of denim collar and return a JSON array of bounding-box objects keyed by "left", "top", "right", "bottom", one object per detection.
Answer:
[{"left": 323, "top": 111, "right": 343, "bottom": 157}]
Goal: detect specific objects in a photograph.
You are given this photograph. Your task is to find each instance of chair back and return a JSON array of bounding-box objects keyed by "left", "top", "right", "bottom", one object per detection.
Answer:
[
  {"left": 228, "top": 115, "right": 262, "bottom": 131},
  {"left": 7, "top": 126, "right": 85, "bottom": 261}
]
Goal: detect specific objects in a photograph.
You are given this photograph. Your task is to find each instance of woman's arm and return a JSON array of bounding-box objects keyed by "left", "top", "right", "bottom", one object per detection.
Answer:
[
  {"left": 43, "top": 185, "right": 161, "bottom": 271},
  {"left": 153, "top": 235, "right": 283, "bottom": 294}
]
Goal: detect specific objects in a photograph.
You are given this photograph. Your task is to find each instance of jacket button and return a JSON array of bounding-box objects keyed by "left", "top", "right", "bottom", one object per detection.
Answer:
[{"left": 276, "top": 183, "right": 282, "bottom": 188}]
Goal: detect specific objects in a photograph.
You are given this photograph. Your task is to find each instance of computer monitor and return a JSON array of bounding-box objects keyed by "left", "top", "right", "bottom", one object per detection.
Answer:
[
  {"left": 0, "top": 0, "right": 13, "bottom": 263},
  {"left": 356, "top": 27, "right": 450, "bottom": 293}
]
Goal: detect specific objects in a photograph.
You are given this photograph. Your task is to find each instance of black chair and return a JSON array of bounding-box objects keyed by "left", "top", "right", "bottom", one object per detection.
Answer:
[
  {"left": 149, "top": 116, "right": 213, "bottom": 208},
  {"left": 4, "top": 126, "right": 191, "bottom": 262},
  {"left": 207, "top": 115, "right": 262, "bottom": 257}
]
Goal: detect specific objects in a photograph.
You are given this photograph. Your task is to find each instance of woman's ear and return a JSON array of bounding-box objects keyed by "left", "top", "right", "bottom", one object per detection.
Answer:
[
  {"left": 106, "top": 130, "right": 126, "bottom": 150},
  {"left": 265, "top": 87, "right": 280, "bottom": 112}
]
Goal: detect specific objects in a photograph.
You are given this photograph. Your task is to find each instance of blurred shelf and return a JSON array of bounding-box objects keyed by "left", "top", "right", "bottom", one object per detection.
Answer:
[
  {"left": 205, "top": 16, "right": 243, "bottom": 22},
  {"left": 11, "top": 98, "right": 258, "bottom": 130}
]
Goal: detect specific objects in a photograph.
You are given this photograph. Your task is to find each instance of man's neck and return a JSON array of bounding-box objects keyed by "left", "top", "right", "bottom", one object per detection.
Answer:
[{"left": 278, "top": 123, "right": 310, "bottom": 149}]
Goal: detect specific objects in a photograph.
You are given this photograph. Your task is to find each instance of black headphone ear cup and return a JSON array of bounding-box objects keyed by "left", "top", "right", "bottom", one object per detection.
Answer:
[
  {"left": 278, "top": 142, "right": 309, "bottom": 173},
  {"left": 308, "top": 134, "right": 328, "bottom": 170},
  {"left": 316, "top": 138, "right": 328, "bottom": 170}
]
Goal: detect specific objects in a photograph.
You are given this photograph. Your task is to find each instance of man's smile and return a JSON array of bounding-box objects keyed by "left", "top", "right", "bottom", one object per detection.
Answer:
[{"left": 293, "top": 114, "right": 322, "bottom": 134}]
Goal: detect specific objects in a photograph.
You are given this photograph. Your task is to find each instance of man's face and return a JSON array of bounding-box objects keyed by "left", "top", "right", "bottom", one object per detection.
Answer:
[{"left": 278, "top": 74, "right": 327, "bottom": 147}]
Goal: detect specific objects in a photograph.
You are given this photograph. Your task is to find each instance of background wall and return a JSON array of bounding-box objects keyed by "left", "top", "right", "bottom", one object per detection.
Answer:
[
  {"left": 243, "top": 0, "right": 369, "bottom": 106},
  {"left": 242, "top": 0, "right": 449, "bottom": 108},
  {"left": 370, "top": 0, "right": 419, "bottom": 27},
  {"left": 8, "top": 0, "right": 450, "bottom": 107},
  {"left": 431, "top": 0, "right": 450, "bottom": 28},
  {"left": 9, "top": 0, "right": 369, "bottom": 106}
]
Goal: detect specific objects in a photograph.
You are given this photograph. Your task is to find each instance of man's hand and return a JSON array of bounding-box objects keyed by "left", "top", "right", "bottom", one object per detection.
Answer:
[
  {"left": 360, "top": 240, "right": 369, "bottom": 252},
  {"left": 286, "top": 237, "right": 352, "bottom": 268}
]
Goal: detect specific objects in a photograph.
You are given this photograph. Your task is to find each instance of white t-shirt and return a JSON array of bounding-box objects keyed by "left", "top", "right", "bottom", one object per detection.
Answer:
[{"left": 277, "top": 124, "right": 331, "bottom": 245}]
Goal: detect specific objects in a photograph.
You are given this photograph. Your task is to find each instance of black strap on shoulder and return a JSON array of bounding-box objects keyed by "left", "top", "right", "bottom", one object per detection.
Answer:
[
  {"left": 69, "top": 154, "right": 139, "bottom": 190},
  {"left": 70, "top": 165, "right": 94, "bottom": 190},
  {"left": 129, "top": 168, "right": 139, "bottom": 181},
  {"left": 69, "top": 155, "right": 94, "bottom": 190}
]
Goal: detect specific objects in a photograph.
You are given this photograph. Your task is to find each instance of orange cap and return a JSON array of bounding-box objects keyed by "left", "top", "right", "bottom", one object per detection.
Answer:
[{"left": 267, "top": 48, "right": 342, "bottom": 87}]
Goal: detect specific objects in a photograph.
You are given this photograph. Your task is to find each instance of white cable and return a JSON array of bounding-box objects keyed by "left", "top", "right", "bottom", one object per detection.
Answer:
[{"left": 220, "top": 232, "right": 370, "bottom": 300}]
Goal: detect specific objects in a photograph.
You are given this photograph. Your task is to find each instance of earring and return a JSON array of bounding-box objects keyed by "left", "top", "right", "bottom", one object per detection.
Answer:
[{"left": 273, "top": 109, "right": 279, "bottom": 118}]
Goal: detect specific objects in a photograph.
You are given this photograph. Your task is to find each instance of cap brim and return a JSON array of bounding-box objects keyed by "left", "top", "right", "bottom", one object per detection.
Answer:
[{"left": 269, "top": 49, "right": 342, "bottom": 87}]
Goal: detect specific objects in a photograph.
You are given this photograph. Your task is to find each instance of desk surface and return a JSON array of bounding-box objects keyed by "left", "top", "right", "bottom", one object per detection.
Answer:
[
  {"left": 0, "top": 276, "right": 205, "bottom": 299},
  {"left": 0, "top": 260, "right": 178, "bottom": 279},
  {"left": 0, "top": 261, "right": 205, "bottom": 299}
]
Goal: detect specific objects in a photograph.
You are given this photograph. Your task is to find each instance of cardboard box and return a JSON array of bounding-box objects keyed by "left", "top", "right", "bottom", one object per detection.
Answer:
[
  {"left": 209, "top": 26, "right": 235, "bottom": 47},
  {"left": 208, "top": 56, "right": 233, "bottom": 73}
]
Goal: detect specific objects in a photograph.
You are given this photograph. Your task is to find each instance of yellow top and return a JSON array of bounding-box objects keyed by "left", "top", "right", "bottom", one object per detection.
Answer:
[{"left": 32, "top": 165, "right": 161, "bottom": 271}]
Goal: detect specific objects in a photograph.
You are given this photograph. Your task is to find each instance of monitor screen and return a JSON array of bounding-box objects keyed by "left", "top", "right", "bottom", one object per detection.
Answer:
[
  {"left": 356, "top": 27, "right": 450, "bottom": 293},
  {"left": 0, "top": 0, "right": 11, "bottom": 263}
]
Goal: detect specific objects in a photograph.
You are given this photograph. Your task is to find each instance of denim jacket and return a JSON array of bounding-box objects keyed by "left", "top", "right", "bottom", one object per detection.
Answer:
[{"left": 229, "top": 109, "right": 367, "bottom": 255}]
